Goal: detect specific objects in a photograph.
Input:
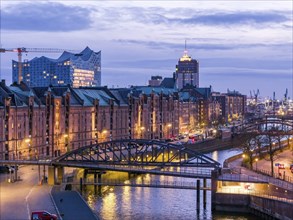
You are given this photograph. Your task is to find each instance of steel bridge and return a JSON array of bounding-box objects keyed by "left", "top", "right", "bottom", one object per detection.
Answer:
[
  {"left": 53, "top": 139, "right": 220, "bottom": 179},
  {"left": 0, "top": 139, "right": 221, "bottom": 184},
  {"left": 234, "top": 116, "right": 293, "bottom": 134}
]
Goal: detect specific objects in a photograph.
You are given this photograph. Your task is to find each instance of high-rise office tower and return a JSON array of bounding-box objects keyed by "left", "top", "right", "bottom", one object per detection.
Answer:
[
  {"left": 12, "top": 46, "right": 101, "bottom": 87},
  {"left": 175, "top": 44, "right": 199, "bottom": 90}
]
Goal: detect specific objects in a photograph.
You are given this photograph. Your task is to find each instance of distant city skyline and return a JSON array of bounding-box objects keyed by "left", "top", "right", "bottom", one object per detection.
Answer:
[{"left": 0, "top": 1, "right": 292, "bottom": 99}]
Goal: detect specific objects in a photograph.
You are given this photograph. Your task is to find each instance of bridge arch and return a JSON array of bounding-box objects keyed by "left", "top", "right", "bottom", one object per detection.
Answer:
[
  {"left": 53, "top": 139, "right": 220, "bottom": 169},
  {"left": 235, "top": 117, "right": 293, "bottom": 133}
]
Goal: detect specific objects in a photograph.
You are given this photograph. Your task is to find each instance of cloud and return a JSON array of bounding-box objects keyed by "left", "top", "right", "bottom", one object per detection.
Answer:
[
  {"left": 1, "top": 2, "right": 93, "bottom": 32},
  {"left": 169, "top": 12, "right": 289, "bottom": 26},
  {"left": 110, "top": 7, "right": 290, "bottom": 28},
  {"left": 113, "top": 39, "right": 292, "bottom": 52}
]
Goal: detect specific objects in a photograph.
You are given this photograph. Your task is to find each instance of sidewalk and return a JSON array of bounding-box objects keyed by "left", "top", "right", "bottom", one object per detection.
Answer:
[
  {"left": 51, "top": 188, "right": 98, "bottom": 220},
  {"left": 226, "top": 149, "right": 293, "bottom": 192},
  {"left": 0, "top": 165, "right": 58, "bottom": 220}
]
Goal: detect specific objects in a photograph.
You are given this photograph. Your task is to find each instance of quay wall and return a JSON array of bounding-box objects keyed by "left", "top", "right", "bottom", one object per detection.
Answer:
[
  {"left": 213, "top": 193, "right": 293, "bottom": 220},
  {"left": 250, "top": 196, "right": 293, "bottom": 220}
]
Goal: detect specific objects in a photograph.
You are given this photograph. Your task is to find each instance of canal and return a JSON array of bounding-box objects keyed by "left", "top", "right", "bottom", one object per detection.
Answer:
[{"left": 82, "top": 148, "right": 259, "bottom": 220}]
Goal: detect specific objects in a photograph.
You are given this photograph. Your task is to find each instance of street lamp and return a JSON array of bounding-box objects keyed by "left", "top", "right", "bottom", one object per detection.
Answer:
[{"left": 140, "top": 127, "right": 145, "bottom": 138}]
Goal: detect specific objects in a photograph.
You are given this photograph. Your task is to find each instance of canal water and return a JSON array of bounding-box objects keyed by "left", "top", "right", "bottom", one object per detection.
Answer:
[{"left": 83, "top": 149, "right": 259, "bottom": 220}]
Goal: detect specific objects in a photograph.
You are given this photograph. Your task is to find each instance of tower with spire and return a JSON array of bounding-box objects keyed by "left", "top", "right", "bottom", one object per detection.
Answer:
[{"left": 174, "top": 40, "right": 199, "bottom": 89}]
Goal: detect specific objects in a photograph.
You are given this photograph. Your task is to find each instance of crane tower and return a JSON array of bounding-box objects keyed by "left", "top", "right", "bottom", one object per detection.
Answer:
[{"left": 0, "top": 47, "right": 76, "bottom": 84}]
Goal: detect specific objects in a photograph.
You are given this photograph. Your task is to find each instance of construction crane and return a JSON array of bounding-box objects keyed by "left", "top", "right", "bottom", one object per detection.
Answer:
[
  {"left": 253, "top": 89, "right": 260, "bottom": 105},
  {"left": 0, "top": 47, "right": 77, "bottom": 84},
  {"left": 284, "top": 88, "right": 288, "bottom": 102}
]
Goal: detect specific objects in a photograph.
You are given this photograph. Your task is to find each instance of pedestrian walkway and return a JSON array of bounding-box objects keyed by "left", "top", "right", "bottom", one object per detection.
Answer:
[
  {"left": 51, "top": 188, "right": 98, "bottom": 220},
  {"left": 226, "top": 148, "right": 293, "bottom": 192}
]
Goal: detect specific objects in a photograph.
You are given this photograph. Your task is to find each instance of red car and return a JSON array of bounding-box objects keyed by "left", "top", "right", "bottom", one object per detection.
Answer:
[{"left": 31, "top": 211, "right": 57, "bottom": 220}]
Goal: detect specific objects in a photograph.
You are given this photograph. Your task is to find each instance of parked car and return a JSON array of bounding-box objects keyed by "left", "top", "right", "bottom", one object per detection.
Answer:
[
  {"left": 31, "top": 211, "right": 57, "bottom": 220},
  {"left": 0, "top": 165, "right": 14, "bottom": 173}
]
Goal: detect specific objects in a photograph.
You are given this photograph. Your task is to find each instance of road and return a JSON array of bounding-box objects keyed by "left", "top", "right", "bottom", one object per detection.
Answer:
[{"left": 0, "top": 165, "right": 57, "bottom": 220}]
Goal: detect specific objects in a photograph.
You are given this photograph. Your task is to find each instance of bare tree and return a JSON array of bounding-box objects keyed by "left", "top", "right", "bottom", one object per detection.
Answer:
[
  {"left": 232, "top": 132, "right": 258, "bottom": 169},
  {"left": 262, "top": 132, "right": 280, "bottom": 177}
]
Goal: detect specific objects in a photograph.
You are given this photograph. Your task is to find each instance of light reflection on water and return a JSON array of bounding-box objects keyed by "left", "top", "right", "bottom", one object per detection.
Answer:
[{"left": 85, "top": 149, "right": 257, "bottom": 220}]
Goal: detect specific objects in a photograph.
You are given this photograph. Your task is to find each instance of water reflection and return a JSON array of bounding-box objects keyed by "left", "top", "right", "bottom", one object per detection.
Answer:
[
  {"left": 212, "top": 151, "right": 218, "bottom": 161},
  {"left": 87, "top": 149, "right": 256, "bottom": 220}
]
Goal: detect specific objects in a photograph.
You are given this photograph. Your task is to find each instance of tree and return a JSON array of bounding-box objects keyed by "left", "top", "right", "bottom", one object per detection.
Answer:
[
  {"left": 262, "top": 132, "right": 280, "bottom": 177},
  {"left": 232, "top": 132, "right": 258, "bottom": 169}
]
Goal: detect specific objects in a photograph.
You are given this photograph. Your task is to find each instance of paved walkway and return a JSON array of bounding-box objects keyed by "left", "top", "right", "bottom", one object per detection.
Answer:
[
  {"left": 226, "top": 148, "right": 293, "bottom": 192},
  {"left": 51, "top": 189, "right": 98, "bottom": 220},
  {"left": 0, "top": 165, "right": 98, "bottom": 220},
  {"left": 0, "top": 166, "right": 58, "bottom": 220}
]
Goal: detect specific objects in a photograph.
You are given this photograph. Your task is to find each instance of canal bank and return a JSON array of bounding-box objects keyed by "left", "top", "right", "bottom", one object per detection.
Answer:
[
  {"left": 51, "top": 185, "right": 99, "bottom": 220},
  {"left": 184, "top": 138, "right": 234, "bottom": 153},
  {"left": 212, "top": 148, "right": 293, "bottom": 220}
]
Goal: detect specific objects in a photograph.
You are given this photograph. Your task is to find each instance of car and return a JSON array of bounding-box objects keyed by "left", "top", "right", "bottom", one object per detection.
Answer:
[
  {"left": 31, "top": 211, "right": 57, "bottom": 220},
  {"left": 0, "top": 165, "right": 14, "bottom": 173}
]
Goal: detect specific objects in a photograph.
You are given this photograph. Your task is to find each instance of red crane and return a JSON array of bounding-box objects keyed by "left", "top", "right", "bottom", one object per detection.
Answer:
[{"left": 0, "top": 47, "right": 77, "bottom": 84}]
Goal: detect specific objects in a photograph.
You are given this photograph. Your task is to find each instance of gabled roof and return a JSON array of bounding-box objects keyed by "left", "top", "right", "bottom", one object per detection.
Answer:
[
  {"left": 160, "top": 77, "right": 176, "bottom": 89},
  {"left": 132, "top": 86, "right": 177, "bottom": 96},
  {"left": 74, "top": 87, "right": 119, "bottom": 106},
  {"left": 0, "top": 81, "right": 27, "bottom": 107}
]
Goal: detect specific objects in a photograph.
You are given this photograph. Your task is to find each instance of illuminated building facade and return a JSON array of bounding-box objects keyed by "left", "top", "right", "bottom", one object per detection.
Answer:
[
  {"left": 12, "top": 47, "right": 101, "bottom": 87},
  {"left": 175, "top": 49, "right": 199, "bottom": 90},
  {"left": 0, "top": 80, "right": 245, "bottom": 161},
  {"left": 212, "top": 90, "right": 247, "bottom": 122}
]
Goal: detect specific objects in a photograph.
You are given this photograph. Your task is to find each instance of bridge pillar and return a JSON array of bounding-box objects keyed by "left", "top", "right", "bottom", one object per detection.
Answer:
[
  {"left": 37, "top": 165, "right": 41, "bottom": 184},
  {"left": 83, "top": 169, "right": 88, "bottom": 181},
  {"left": 203, "top": 178, "right": 207, "bottom": 209},
  {"left": 57, "top": 166, "right": 64, "bottom": 184},
  {"left": 97, "top": 173, "right": 102, "bottom": 196},
  {"left": 14, "top": 163, "right": 18, "bottom": 182},
  {"left": 196, "top": 179, "right": 200, "bottom": 209},
  {"left": 211, "top": 170, "right": 219, "bottom": 211},
  {"left": 47, "top": 166, "right": 56, "bottom": 185}
]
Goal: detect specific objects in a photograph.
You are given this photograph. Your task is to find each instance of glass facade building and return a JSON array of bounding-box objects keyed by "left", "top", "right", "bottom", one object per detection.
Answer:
[{"left": 12, "top": 47, "right": 101, "bottom": 87}]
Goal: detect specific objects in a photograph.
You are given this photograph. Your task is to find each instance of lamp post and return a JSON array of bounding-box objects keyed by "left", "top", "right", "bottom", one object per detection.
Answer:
[
  {"left": 140, "top": 127, "right": 145, "bottom": 139},
  {"left": 255, "top": 158, "right": 258, "bottom": 171},
  {"left": 25, "top": 137, "right": 31, "bottom": 159},
  {"left": 167, "top": 123, "right": 172, "bottom": 138}
]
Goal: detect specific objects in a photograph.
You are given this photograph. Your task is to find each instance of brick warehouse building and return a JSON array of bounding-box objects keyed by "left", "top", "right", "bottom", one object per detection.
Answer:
[{"left": 0, "top": 80, "right": 246, "bottom": 160}]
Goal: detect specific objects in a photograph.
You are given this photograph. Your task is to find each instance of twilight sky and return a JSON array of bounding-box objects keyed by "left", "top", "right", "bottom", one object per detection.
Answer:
[{"left": 0, "top": 0, "right": 292, "bottom": 99}]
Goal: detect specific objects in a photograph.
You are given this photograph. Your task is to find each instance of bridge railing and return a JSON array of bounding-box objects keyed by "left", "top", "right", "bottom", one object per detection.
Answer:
[
  {"left": 254, "top": 168, "right": 293, "bottom": 184},
  {"left": 217, "top": 188, "right": 293, "bottom": 204},
  {"left": 218, "top": 173, "right": 268, "bottom": 183},
  {"left": 218, "top": 173, "right": 293, "bottom": 191},
  {"left": 85, "top": 163, "right": 214, "bottom": 177},
  {"left": 66, "top": 179, "right": 212, "bottom": 189}
]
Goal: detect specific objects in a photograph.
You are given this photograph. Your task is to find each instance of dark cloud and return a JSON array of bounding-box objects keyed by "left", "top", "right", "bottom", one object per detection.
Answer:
[
  {"left": 118, "top": 7, "right": 289, "bottom": 27},
  {"left": 1, "top": 2, "right": 93, "bottom": 31},
  {"left": 170, "top": 12, "right": 289, "bottom": 26},
  {"left": 114, "top": 39, "right": 291, "bottom": 52}
]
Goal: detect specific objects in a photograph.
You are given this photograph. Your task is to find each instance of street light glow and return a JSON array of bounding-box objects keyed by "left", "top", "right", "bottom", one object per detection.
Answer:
[{"left": 24, "top": 138, "right": 31, "bottom": 143}]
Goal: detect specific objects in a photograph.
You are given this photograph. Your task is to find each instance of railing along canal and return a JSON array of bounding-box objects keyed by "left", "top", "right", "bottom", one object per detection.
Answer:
[
  {"left": 67, "top": 179, "right": 212, "bottom": 190},
  {"left": 217, "top": 187, "right": 293, "bottom": 204}
]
